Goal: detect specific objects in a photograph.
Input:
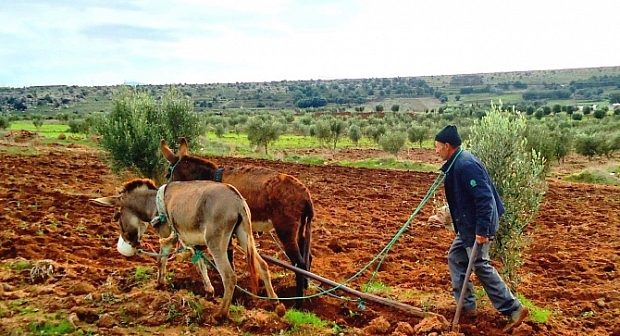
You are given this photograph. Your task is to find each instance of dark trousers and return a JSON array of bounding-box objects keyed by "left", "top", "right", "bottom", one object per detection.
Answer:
[{"left": 448, "top": 234, "right": 521, "bottom": 315}]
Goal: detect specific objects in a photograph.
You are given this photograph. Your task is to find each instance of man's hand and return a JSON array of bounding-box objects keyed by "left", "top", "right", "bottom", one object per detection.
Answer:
[{"left": 475, "top": 235, "right": 489, "bottom": 244}]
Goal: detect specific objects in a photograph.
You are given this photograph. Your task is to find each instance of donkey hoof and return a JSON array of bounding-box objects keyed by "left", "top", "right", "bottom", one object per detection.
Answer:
[
  {"left": 204, "top": 285, "right": 215, "bottom": 296},
  {"left": 213, "top": 310, "right": 229, "bottom": 324}
]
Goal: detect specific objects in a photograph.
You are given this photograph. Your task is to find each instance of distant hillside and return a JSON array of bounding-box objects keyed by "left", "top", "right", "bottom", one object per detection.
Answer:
[{"left": 1, "top": 66, "right": 619, "bottom": 116}]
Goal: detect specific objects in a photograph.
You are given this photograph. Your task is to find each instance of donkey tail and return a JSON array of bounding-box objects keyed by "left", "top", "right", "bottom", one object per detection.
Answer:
[
  {"left": 302, "top": 198, "right": 314, "bottom": 269},
  {"left": 241, "top": 206, "right": 259, "bottom": 295}
]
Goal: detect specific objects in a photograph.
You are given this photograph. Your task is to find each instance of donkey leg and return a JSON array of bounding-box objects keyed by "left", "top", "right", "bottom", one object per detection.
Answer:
[
  {"left": 274, "top": 222, "right": 307, "bottom": 299},
  {"left": 208, "top": 239, "right": 236, "bottom": 320},
  {"left": 157, "top": 239, "right": 176, "bottom": 288},
  {"left": 236, "top": 227, "right": 277, "bottom": 299},
  {"left": 194, "top": 252, "right": 215, "bottom": 296}
]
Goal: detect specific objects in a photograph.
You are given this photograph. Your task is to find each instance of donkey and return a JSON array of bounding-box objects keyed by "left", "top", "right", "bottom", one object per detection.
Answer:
[
  {"left": 91, "top": 179, "right": 277, "bottom": 319},
  {"left": 161, "top": 138, "right": 314, "bottom": 299}
]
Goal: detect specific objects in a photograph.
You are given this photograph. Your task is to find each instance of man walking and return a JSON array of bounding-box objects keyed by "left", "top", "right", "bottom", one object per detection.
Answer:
[{"left": 434, "top": 125, "right": 529, "bottom": 333}]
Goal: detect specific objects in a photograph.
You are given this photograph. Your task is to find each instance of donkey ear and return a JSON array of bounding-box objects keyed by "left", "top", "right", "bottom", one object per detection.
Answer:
[
  {"left": 179, "top": 137, "right": 189, "bottom": 157},
  {"left": 160, "top": 139, "right": 176, "bottom": 163},
  {"left": 90, "top": 196, "right": 120, "bottom": 207}
]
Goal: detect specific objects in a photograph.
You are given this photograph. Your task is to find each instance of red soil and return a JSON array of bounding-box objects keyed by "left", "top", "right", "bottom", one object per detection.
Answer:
[{"left": 0, "top": 143, "right": 618, "bottom": 335}]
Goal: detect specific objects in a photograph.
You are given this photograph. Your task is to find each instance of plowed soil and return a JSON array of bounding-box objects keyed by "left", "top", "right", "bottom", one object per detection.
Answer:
[{"left": 1, "top": 142, "right": 618, "bottom": 336}]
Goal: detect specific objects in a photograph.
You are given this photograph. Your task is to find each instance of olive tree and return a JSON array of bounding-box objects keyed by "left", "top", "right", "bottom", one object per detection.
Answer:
[
  {"left": 467, "top": 105, "right": 547, "bottom": 289},
  {"left": 246, "top": 116, "right": 282, "bottom": 154},
  {"left": 379, "top": 131, "right": 407, "bottom": 158}
]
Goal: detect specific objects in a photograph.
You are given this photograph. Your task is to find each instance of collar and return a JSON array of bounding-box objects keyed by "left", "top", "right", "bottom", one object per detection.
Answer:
[
  {"left": 213, "top": 167, "right": 225, "bottom": 182},
  {"left": 150, "top": 184, "right": 168, "bottom": 226}
]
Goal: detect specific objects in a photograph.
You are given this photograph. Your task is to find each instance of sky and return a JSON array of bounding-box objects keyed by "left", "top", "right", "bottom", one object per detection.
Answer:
[{"left": 1, "top": 0, "right": 618, "bottom": 87}]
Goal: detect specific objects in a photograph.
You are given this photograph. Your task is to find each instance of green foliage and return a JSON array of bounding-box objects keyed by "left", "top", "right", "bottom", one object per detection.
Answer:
[
  {"left": 525, "top": 125, "right": 572, "bottom": 167},
  {"left": 362, "top": 281, "right": 391, "bottom": 295},
  {"left": 28, "top": 319, "right": 74, "bottom": 335},
  {"left": 571, "top": 112, "right": 583, "bottom": 120},
  {"left": 593, "top": 109, "right": 607, "bottom": 119},
  {"left": 133, "top": 266, "right": 153, "bottom": 283},
  {"left": 329, "top": 118, "right": 346, "bottom": 150},
  {"left": 574, "top": 134, "right": 605, "bottom": 159},
  {"left": 565, "top": 170, "right": 620, "bottom": 186},
  {"left": 0, "top": 115, "right": 10, "bottom": 129},
  {"left": 246, "top": 115, "right": 282, "bottom": 154},
  {"left": 378, "top": 131, "right": 407, "bottom": 158},
  {"left": 67, "top": 118, "right": 94, "bottom": 134},
  {"left": 517, "top": 294, "right": 552, "bottom": 324},
  {"left": 94, "top": 88, "right": 167, "bottom": 180},
  {"left": 161, "top": 88, "right": 204, "bottom": 147},
  {"left": 94, "top": 87, "right": 203, "bottom": 180},
  {"left": 407, "top": 125, "right": 428, "bottom": 147},
  {"left": 340, "top": 158, "right": 436, "bottom": 172},
  {"left": 467, "top": 104, "right": 546, "bottom": 288},
  {"left": 32, "top": 114, "right": 44, "bottom": 129},
  {"left": 348, "top": 124, "right": 361, "bottom": 145},
  {"left": 284, "top": 309, "right": 328, "bottom": 330}
]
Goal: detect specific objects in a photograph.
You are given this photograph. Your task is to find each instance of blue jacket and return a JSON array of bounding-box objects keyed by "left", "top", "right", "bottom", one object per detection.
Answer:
[{"left": 440, "top": 149, "right": 505, "bottom": 247}]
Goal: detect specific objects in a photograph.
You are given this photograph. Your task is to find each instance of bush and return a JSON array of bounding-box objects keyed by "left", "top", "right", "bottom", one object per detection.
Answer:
[
  {"left": 95, "top": 87, "right": 205, "bottom": 180},
  {"left": 95, "top": 89, "right": 167, "bottom": 180},
  {"left": 348, "top": 124, "right": 361, "bottom": 146},
  {"left": 246, "top": 116, "right": 282, "bottom": 154},
  {"left": 378, "top": 131, "right": 407, "bottom": 158},
  {"left": 571, "top": 112, "right": 583, "bottom": 121},
  {"left": 593, "top": 109, "right": 607, "bottom": 119},
  {"left": 32, "top": 115, "right": 43, "bottom": 129},
  {"left": 467, "top": 105, "right": 546, "bottom": 289},
  {"left": 0, "top": 115, "right": 10, "bottom": 129},
  {"left": 574, "top": 134, "right": 605, "bottom": 160},
  {"left": 407, "top": 125, "right": 428, "bottom": 148}
]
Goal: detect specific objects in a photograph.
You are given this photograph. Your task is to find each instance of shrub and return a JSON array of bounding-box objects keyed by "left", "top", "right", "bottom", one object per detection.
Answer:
[
  {"left": 467, "top": 104, "right": 546, "bottom": 289},
  {"left": 378, "top": 131, "right": 407, "bottom": 158},
  {"left": 246, "top": 116, "right": 282, "bottom": 154},
  {"left": 32, "top": 115, "right": 43, "bottom": 129},
  {"left": 593, "top": 109, "right": 607, "bottom": 119},
  {"left": 571, "top": 112, "right": 583, "bottom": 120},
  {"left": 0, "top": 115, "right": 10, "bottom": 129},
  {"left": 94, "top": 88, "right": 167, "bottom": 180},
  {"left": 574, "top": 134, "right": 605, "bottom": 160},
  {"left": 407, "top": 125, "right": 428, "bottom": 148},
  {"left": 348, "top": 124, "right": 361, "bottom": 146}
]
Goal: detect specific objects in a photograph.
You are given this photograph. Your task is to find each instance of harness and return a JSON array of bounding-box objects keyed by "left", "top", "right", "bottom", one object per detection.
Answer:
[
  {"left": 213, "top": 167, "right": 225, "bottom": 182},
  {"left": 167, "top": 159, "right": 225, "bottom": 183}
]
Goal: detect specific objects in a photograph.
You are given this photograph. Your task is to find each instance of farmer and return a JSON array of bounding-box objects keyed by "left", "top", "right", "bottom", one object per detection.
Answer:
[{"left": 433, "top": 125, "right": 529, "bottom": 333}]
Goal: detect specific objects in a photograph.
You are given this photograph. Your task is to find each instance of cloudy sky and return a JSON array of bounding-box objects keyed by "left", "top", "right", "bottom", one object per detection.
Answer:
[{"left": 1, "top": 0, "right": 617, "bottom": 87}]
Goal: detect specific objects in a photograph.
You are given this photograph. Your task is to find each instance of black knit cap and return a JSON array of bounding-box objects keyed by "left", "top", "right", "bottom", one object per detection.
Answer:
[{"left": 435, "top": 125, "right": 462, "bottom": 147}]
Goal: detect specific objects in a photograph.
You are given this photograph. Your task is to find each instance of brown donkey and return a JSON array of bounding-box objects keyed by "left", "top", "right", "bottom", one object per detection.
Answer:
[
  {"left": 91, "top": 179, "right": 277, "bottom": 319},
  {"left": 161, "top": 138, "right": 314, "bottom": 299}
]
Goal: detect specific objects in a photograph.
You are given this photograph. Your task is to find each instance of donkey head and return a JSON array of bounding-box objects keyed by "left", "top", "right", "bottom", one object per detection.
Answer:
[
  {"left": 91, "top": 179, "right": 158, "bottom": 255},
  {"left": 160, "top": 138, "right": 218, "bottom": 181}
]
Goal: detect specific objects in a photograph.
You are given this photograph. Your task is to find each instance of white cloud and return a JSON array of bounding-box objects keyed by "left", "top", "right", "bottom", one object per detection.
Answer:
[{"left": 0, "top": 0, "right": 618, "bottom": 87}]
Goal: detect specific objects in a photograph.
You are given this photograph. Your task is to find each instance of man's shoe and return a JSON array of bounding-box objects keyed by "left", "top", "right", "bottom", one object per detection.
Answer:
[{"left": 503, "top": 306, "right": 529, "bottom": 333}]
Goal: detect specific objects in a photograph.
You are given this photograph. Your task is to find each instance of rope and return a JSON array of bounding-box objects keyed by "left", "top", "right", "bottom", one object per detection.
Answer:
[{"left": 146, "top": 151, "right": 464, "bottom": 304}]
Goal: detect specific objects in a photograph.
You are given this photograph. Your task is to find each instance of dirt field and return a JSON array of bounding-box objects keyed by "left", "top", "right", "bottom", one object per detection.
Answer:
[{"left": 0, "top": 142, "right": 618, "bottom": 335}]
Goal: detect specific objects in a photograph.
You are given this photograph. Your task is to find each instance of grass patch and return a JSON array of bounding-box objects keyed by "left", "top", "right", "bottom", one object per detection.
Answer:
[
  {"left": 564, "top": 169, "right": 620, "bottom": 186},
  {"left": 7, "top": 259, "right": 33, "bottom": 271},
  {"left": 284, "top": 309, "right": 328, "bottom": 330},
  {"left": 133, "top": 266, "right": 153, "bottom": 283},
  {"left": 362, "top": 281, "right": 392, "bottom": 295},
  {"left": 28, "top": 319, "right": 74, "bottom": 335},
  {"left": 340, "top": 157, "right": 438, "bottom": 172},
  {"left": 517, "top": 294, "right": 551, "bottom": 324},
  {"left": 282, "top": 155, "right": 326, "bottom": 165}
]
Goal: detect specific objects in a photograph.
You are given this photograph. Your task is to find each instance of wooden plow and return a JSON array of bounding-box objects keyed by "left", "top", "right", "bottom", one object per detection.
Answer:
[{"left": 260, "top": 254, "right": 450, "bottom": 326}]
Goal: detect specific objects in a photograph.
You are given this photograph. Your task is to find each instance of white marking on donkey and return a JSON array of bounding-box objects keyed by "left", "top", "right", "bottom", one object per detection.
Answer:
[{"left": 91, "top": 178, "right": 277, "bottom": 320}]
